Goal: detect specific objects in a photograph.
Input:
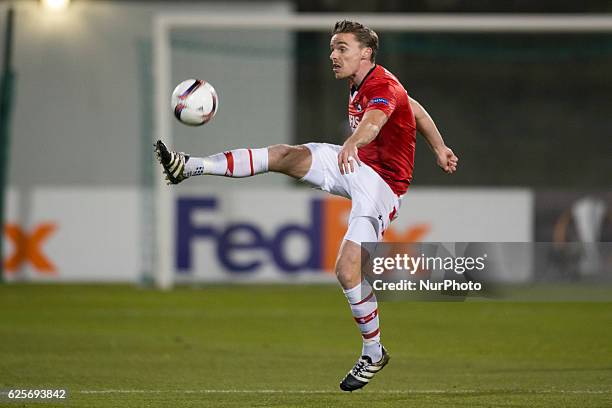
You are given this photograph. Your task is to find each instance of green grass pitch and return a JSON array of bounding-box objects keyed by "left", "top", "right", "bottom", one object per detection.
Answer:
[{"left": 0, "top": 284, "right": 611, "bottom": 407}]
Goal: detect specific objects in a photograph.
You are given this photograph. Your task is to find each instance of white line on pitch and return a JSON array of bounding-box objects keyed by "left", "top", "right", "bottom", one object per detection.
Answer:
[{"left": 78, "top": 389, "right": 612, "bottom": 395}]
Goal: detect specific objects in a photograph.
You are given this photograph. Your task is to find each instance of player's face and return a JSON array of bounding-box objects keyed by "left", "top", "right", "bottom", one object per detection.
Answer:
[{"left": 329, "top": 33, "right": 370, "bottom": 80}]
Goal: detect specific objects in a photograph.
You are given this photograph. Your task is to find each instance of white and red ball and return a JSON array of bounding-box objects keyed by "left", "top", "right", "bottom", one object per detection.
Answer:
[{"left": 171, "top": 79, "right": 218, "bottom": 126}]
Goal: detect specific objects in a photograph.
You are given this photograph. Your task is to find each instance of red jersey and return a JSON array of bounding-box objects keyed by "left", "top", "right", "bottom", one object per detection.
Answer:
[{"left": 348, "top": 65, "right": 416, "bottom": 196}]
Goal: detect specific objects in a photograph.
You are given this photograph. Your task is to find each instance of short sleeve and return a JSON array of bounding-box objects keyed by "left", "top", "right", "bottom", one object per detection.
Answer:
[{"left": 362, "top": 82, "right": 397, "bottom": 117}]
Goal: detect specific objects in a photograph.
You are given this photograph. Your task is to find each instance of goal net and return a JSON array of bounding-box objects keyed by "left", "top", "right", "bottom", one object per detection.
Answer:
[{"left": 150, "top": 12, "right": 612, "bottom": 289}]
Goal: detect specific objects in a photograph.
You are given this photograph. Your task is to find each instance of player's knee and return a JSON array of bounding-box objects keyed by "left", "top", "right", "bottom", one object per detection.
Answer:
[
  {"left": 269, "top": 144, "right": 292, "bottom": 158},
  {"left": 335, "top": 249, "right": 361, "bottom": 287},
  {"left": 268, "top": 144, "right": 310, "bottom": 175},
  {"left": 268, "top": 144, "right": 293, "bottom": 170}
]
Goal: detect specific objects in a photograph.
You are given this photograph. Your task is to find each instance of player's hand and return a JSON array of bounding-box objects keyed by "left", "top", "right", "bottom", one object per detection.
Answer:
[
  {"left": 338, "top": 141, "right": 362, "bottom": 175},
  {"left": 436, "top": 146, "right": 458, "bottom": 174}
]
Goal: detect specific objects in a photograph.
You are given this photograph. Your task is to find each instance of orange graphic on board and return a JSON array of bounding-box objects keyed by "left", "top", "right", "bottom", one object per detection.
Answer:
[
  {"left": 4, "top": 223, "right": 57, "bottom": 274},
  {"left": 321, "top": 197, "right": 431, "bottom": 273}
]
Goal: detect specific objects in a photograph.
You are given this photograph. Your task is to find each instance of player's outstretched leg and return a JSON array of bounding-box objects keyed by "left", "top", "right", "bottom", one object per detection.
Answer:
[
  {"left": 154, "top": 139, "right": 269, "bottom": 184},
  {"left": 154, "top": 140, "right": 311, "bottom": 184}
]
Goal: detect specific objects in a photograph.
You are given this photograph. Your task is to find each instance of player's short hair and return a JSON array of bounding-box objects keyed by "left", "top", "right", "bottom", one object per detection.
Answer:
[{"left": 332, "top": 20, "right": 379, "bottom": 62}]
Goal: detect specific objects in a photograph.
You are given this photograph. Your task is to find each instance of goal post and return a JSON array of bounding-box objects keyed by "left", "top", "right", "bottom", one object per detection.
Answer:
[
  {"left": 155, "top": 13, "right": 612, "bottom": 32},
  {"left": 151, "top": 12, "right": 612, "bottom": 290}
]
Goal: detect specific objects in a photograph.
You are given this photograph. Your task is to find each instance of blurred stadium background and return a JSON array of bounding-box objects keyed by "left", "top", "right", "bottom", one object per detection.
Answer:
[{"left": 0, "top": 1, "right": 610, "bottom": 407}]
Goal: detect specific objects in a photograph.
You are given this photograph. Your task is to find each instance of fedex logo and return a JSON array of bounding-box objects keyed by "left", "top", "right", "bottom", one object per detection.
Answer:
[
  {"left": 176, "top": 196, "right": 430, "bottom": 274},
  {"left": 176, "top": 198, "right": 323, "bottom": 273},
  {"left": 3, "top": 223, "right": 57, "bottom": 275}
]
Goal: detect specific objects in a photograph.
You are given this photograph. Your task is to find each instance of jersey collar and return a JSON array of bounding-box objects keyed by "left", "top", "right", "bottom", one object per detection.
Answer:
[{"left": 350, "top": 64, "right": 378, "bottom": 99}]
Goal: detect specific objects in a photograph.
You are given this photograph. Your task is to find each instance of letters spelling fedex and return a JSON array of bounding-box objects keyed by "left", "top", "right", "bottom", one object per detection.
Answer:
[
  {"left": 177, "top": 197, "right": 327, "bottom": 273},
  {"left": 176, "top": 197, "right": 429, "bottom": 275}
]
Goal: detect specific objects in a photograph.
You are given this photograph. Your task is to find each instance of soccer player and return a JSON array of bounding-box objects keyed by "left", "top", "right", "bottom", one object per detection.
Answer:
[{"left": 155, "top": 20, "right": 458, "bottom": 391}]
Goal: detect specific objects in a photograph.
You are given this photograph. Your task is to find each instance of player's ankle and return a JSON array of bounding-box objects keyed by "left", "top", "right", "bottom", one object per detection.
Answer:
[
  {"left": 183, "top": 156, "right": 205, "bottom": 177},
  {"left": 362, "top": 340, "right": 383, "bottom": 362}
]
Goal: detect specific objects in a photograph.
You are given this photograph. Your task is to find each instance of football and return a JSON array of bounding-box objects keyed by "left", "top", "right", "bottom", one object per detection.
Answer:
[{"left": 171, "top": 79, "right": 218, "bottom": 126}]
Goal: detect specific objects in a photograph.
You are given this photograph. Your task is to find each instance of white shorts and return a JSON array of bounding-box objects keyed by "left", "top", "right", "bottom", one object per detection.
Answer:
[{"left": 300, "top": 143, "right": 401, "bottom": 245}]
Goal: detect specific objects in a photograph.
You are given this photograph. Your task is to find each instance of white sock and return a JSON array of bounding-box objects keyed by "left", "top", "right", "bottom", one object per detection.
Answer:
[
  {"left": 184, "top": 148, "right": 269, "bottom": 177},
  {"left": 343, "top": 279, "right": 383, "bottom": 362}
]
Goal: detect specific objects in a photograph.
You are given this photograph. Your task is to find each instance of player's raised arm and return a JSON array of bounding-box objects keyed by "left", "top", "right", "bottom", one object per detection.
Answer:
[
  {"left": 409, "top": 96, "right": 458, "bottom": 174},
  {"left": 338, "top": 109, "right": 388, "bottom": 174}
]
